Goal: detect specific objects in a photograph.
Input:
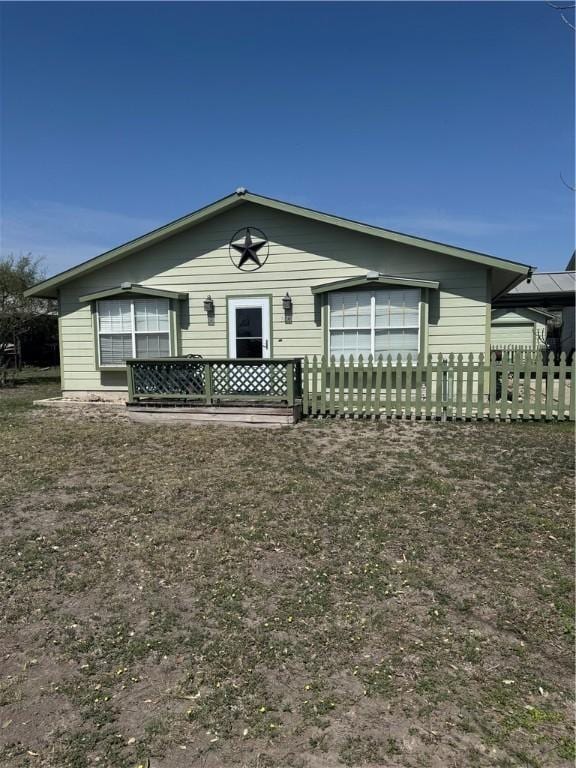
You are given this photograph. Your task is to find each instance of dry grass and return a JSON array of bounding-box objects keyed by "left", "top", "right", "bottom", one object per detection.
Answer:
[{"left": 0, "top": 369, "right": 574, "bottom": 767}]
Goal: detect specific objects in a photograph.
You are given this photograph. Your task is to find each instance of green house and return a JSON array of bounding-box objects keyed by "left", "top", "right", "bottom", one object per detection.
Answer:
[{"left": 25, "top": 189, "right": 531, "bottom": 401}]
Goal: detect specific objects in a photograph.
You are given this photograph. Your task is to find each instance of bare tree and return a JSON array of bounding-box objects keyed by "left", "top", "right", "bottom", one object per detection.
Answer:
[
  {"left": 0, "top": 254, "right": 55, "bottom": 385},
  {"left": 547, "top": 3, "right": 576, "bottom": 190},
  {"left": 546, "top": 2, "right": 576, "bottom": 31}
]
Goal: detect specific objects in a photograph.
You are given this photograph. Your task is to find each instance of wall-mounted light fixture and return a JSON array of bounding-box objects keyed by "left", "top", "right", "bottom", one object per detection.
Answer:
[
  {"left": 203, "top": 295, "right": 214, "bottom": 314},
  {"left": 282, "top": 292, "right": 293, "bottom": 312}
]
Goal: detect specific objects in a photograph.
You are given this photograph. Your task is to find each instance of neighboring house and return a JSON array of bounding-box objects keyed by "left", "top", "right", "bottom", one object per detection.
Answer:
[
  {"left": 490, "top": 307, "right": 552, "bottom": 349},
  {"left": 25, "top": 189, "right": 531, "bottom": 401},
  {"left": 494, "top": 260, "right": 575, "bottom": 359}
]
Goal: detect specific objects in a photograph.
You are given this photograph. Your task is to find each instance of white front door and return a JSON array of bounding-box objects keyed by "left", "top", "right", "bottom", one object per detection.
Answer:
[{"left": 228, "top": 298, "right": 271, "bottom": 359}]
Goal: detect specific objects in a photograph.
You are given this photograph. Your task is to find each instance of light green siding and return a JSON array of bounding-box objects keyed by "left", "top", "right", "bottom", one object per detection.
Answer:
[
  {"left": 58, "top": 202, "right": 493, "bottom": 395},
  {"left": 490, "top": 308, "right": 547, "bottom": 348}
]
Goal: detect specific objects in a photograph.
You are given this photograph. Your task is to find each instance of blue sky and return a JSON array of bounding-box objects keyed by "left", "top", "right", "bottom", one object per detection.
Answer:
[{"left": 1, "top": 1, "right": 574, "bottom": 276}]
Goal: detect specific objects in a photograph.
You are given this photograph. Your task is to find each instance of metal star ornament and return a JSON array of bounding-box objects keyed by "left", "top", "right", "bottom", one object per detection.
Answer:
[{"left": 229, "top": 227, "right": 269, "bottom": 271}]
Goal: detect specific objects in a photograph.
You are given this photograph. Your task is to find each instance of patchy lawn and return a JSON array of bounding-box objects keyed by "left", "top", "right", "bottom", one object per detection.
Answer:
[{"left": 0, "top": 370, "right": 574, "bottom": 768}]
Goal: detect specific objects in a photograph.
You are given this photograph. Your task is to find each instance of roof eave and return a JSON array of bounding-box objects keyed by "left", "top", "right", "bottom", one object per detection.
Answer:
[
  {"left": 23, "top": 189, "right": 532, "bottom": 297},
  {"left": 311, "top": 274, "right": 440, "bottom": 294}
]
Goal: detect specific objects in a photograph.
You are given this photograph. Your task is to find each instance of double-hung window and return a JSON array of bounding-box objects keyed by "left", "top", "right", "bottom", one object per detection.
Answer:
[
  {"left": 97, "top": 297, "right": 171, "bottom": 366},
  {"left": 329, "top": 289, "right": 420, "bottom": 360}
]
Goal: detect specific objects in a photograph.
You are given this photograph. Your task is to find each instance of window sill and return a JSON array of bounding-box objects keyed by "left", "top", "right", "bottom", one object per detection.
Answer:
[{"left": 97, "top": 365, "right": 127, "bottom": 372}]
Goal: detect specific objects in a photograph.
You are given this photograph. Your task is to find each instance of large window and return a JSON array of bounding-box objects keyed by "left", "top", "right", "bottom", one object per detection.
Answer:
[
  {"left": 97, "top": 298, "right": 170, "bottom": 366},
  {"left": 329, "top": 289, "right": 420, "bottom": 360}
]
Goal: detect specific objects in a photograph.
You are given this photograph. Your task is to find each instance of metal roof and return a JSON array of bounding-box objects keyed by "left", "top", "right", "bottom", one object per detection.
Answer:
[{"left": 509, "top": 271, "right": 575, "bottom": 295}]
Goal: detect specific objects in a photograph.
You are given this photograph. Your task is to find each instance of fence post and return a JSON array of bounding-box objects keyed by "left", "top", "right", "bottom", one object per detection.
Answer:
[
  {"left": 204, "top": 361, "right": 213, "bottom": 405},
  {"left": 126, "top": 362, "right": 135, "bottom": 403},
  {"left": 286, "top": 360, "right": 294, "bottom": 407},
  {"left": 386, "top": 355, "right": 393, "bottom": 417}
]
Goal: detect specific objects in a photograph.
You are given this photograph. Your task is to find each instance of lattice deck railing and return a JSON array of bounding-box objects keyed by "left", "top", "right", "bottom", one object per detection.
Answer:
[{"left": 126, "top": 358, "right": 303, "bottom": 406}]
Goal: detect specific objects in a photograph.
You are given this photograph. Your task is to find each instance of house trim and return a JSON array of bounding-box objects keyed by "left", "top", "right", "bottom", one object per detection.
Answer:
[{"left": 25, "top": 190, "right": 531, "bottom": 299}]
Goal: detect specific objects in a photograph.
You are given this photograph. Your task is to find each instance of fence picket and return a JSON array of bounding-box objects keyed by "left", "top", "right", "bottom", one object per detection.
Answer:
[
  {"left": 465, "top": 354, "right": 474, "bottom": 419},
  {"left": 365, "top": 355, "right": 374, "bottom": 417},
  {"left": 320, "top": 355, "right": 327, "bottom": 414},
  {"left": 338, "top": 355, "right": 345, "bottom": 415},
  {"left": 545, "top": 352, "right": 555, "bottom": 420},
  {"left": 521, "top": 352, "right": 534, "bottom": 421},
  {"left": 425, "top": 354, "right": 433, "bottom": 420},
  {"left": 414, "top": 354, "right": 423, "bottom": 419},
  {"left": 557, "top": 352, "right": 566, "bottom": 421},
  {"left": 302, "top": 356, "right": 309, "bottom": 414},
  {"left": 346, "top": 355, "right": 355, "bottom": 415},
  {"left": 405, "top": 354, "right": 413, "bottom": 419},
  {"left": 311, "top": 355, "right": 318, "bottom": 415},
  {"left": 374, "top": 356, "right": 383, "bottom": 416},
  {"left": 476, "top": 354, "right": 485, "bottom": 419},
  {"left": 357, "top": 355, "right": 365, "bottom": 416},
  {"left": 329, "top": 356, "right": 336, "bottom": 416},
  {"left": 298, "top": 353, "right": 573, "bottom": 422},
  {"left": 446, "top": 353, "right": 455, "bottom": 420},
  {"left": 534, "top": 351, "right": 543, "bottom": 420},
  {"left": 499, "top": 353, "right": 509, "bottom": 420},
  {"left": 510, "top": 353, "right": 521, "bottom": 421},
  {"left": 385, "top": 355, "right": 393, "bottom": 417},
  {"left": 394, "top": 355, "right": 402, "bottom": 417},
  {"left": 455, "top": 354, "right": 463, "bottom": 419},
  {"left": 489, "top": 353, "right": 497, "bottom": 420},
  {"left": 435, "top": 355, "right": 444, "bottom": 420},
  {"left": 570, "top": 359, "right": 576, "bottom": 421}
]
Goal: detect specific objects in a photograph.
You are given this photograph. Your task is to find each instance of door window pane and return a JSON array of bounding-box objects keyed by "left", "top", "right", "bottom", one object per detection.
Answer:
[
  {"left": 236, "top": 308, "right": 262, "bottom": 338},
  {"left": 236, "top": 338, "right": 263, "bottom": 358}
]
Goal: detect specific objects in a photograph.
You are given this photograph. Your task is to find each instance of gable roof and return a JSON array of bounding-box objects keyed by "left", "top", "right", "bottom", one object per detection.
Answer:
[{"left": 25, "top": 189, "right": 532, "bottom": 298}]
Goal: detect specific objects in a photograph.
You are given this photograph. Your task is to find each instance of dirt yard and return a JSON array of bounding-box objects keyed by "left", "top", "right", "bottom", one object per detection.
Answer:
[{"left": 0, "top": 370, "right": 574, "bottom": 768}]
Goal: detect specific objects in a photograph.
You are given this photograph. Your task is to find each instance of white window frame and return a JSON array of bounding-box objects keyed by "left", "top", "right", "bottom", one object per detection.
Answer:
[
  {"left": 96, "top": 297, "right": 172, "bottom": 367},
  {"left": 328, "top": 289, "right": 421, "bottom": 360}
]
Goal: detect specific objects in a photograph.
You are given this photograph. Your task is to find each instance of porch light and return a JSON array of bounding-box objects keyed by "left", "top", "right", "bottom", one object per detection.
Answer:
[
  {"left": 282, "top": 292, "right": 293, "bottom": 312},
  {"left": 203, "top": 295, "right": 214, "bottom": 314}
]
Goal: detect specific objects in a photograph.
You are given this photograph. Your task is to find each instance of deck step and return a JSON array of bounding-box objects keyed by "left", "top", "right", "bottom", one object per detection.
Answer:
[{"left": 126, "top": 404, "right": 301, "bottom": 427}]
